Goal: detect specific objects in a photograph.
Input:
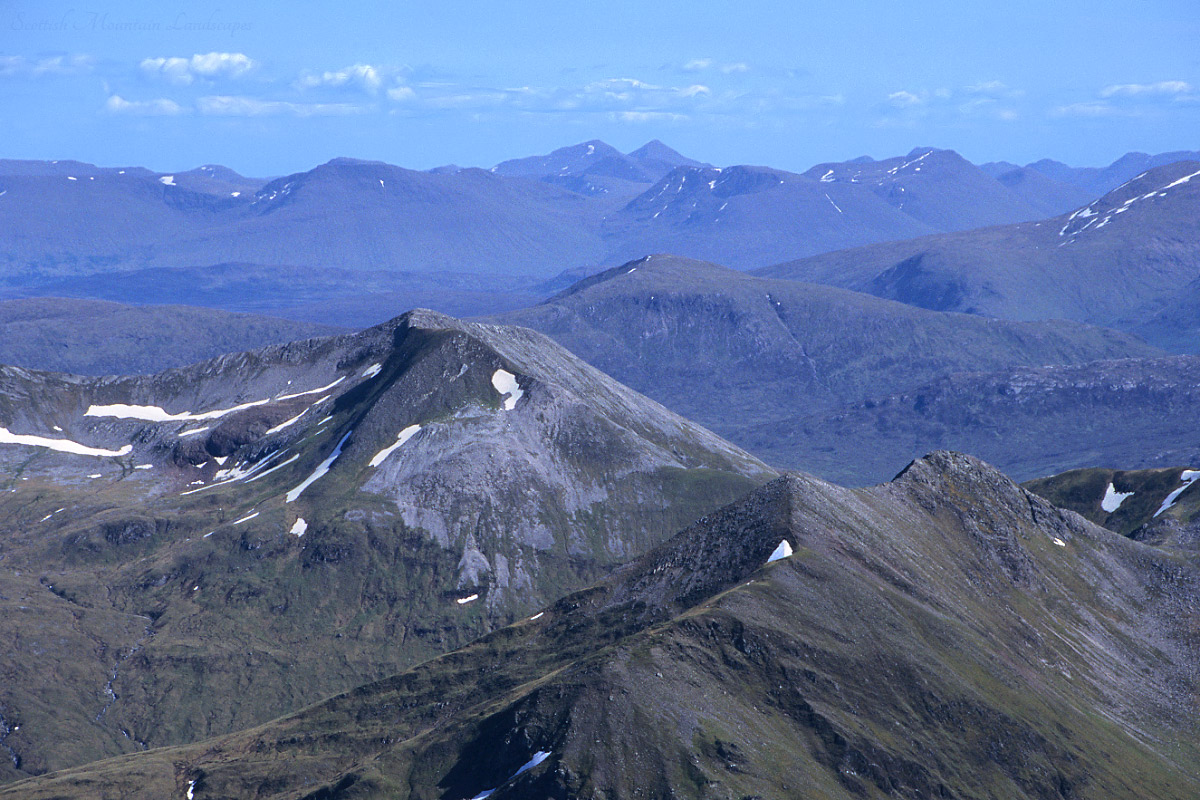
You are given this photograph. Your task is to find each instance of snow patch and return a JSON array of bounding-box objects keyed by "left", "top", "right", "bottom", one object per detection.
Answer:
[
  {"left": 159, "top": 175, "right": 175, "bottom": 186},
  {"left": 468, "top": 750, "right": 552, "bottom": 799},
  {"left": 286, "top": 430, "right": 352, "bottom": 503},
  {"left": 820, "top": 169, "right": 834, "bottom": 182},
  {"left": 1162, "top": 168, "right": 1200, "bottom": 191},
  {"left": 265, "top": 408, "right": 311, "bottom": 436},
  {"left": 1101, "top": 483, "right": 1134, "bottom": 513},
  {"left": 456, "top": 593, "right": 479, "bottom": 605},
  {"left": 361, "top": 363, "right": 382, "bottom": 378},
  {"left": 369, "top": 424, "right": 421, "bottom": 467},
  {"left": 134, "top": 464, "right": 152, "bottom": 470},
  {"left": 529, "top": 612, "right": 544, "bottom": 621},
  {"left": 232, "top": 511, "right": 259, "bottom": 525},
  {"left": 187, "top": 779, "right": 195, "bottom": 800},
  {"left": 492, "top": 369, "right": 524, "bottom": 411},
  {"left": 0, "top": 427, "right": 132, "bottom": 458},
  {"left": 230, "top": 191, "right": 240, "bottom": 197},
  {"left": 85, "top": 378, "right": 345, "bottom": 423},
  {"left": 290, "top": 518, "right": 308, "bottom": 537},
  {"left": 767, "top": 539, "right": 793, "bottom": 563},
  {"left": 1153, "top": 469, "right": 1200, "bottom": 517},
  {"left": 1052, "top": 537, "right": 1066, "bottom": 547},
  {"left": 178, "top": 426, "right": 210, "bottom": 438}
]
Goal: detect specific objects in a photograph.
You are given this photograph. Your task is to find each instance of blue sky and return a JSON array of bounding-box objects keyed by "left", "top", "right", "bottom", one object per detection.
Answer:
[{"left": 2, "top": 0, "right": 1197, "bottom": 175}]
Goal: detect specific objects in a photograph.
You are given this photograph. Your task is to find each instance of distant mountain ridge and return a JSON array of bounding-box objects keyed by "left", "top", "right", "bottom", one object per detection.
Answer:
[{"left": 6, "top": 142, "right": 1198, "bottom": 295}]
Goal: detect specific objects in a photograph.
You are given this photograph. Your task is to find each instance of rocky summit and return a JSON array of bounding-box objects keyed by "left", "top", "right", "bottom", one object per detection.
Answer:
[{"left": 0, "top": 309, "right": 771, "bottom": 780}]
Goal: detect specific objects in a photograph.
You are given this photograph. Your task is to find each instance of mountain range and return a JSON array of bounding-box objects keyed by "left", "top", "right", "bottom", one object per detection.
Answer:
[
  {"left": 4, "top": 138, "right": 1200, "bottom": 798},
  {"left": 5, "top": 142, "right": 1194, "bottom": 321}
]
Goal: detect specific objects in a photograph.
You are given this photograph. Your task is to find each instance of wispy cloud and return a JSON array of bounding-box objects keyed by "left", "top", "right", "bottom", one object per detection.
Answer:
[
  {"left": 1051, "top": 101, "right": 1129, "bottom": 118},
  {"left": 140, "top": 52, "right": 256, "bottom": 85},
  {"left": 196, "top": 95, "right": 367, "bottom": 117},
  {"left": 0, "top": 54, "right": 94, "bottom": 78},
  {"left": 882, "top": 83, "right": 1021, "bottom": 121},
  {"left": 105, "top": 94, "right": 185, "bottom": 115},
  {"left": 1101, "top": 80, "right": 1192, "bottom": 98},
  {"left": 682, "top": 58, "right": 750, "bottom": 75}
]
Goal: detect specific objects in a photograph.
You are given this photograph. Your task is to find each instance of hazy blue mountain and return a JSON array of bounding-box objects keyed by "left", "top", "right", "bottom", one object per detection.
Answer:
[
  {"left": 765, "top": 354, "right": 1200, "bottom": 485},
  {"left": 0, "top": 297, "right": 342, "bottom": 375},
  {"left": 801, "top": 147, "right": 1050, "bottom": 229},
  {"left": 10, "top": 262, "right": 544, "bottom": 330},
  {"left": 759, "top": 161, "right": 1200, "bottom": 351},
  {"left": 1028, "top": 149, "right": 1200, "bottom": 196}
]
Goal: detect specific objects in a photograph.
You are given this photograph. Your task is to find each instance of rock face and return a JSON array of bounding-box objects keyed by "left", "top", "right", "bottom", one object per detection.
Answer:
[
  {"left": 10, "top": 452, "right": 1196, "bottom": 799},
  {"left": 0, "top": 309, "right": 772, "bottom": 781}
]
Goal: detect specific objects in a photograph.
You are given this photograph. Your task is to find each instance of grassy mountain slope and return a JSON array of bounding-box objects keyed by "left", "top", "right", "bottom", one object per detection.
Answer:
[{"left": 9, "top": 452, "right": 1196, "bottom": 799}]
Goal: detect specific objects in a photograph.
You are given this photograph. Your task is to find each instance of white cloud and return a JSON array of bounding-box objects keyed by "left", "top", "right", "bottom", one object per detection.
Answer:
[
  {"left": 683, "top": 58, "right": 713, "bottom": 72},
  {"left": 105, "top": 94, "right": 184, "bottom": 115},
  {"left": 140, "top": 52, "right": 256, "bottom": 85},
  {"left": 721, "top": 62, "right": 750, "bottom": 74},
  {"left": 297, "top": 63, "right": 383, "bottom": 93},
  {"left": 1101, "top": 80, "right": 1192, "bottom": 98},
  {"left": 387, "top": 86, "right": 416, "bottom": 101},
  {"left": 197, "top": 95, "right": 366, "bottom": 117},
  {"left": 966, "top": 80, "right": 1023, "bottom": 99}
]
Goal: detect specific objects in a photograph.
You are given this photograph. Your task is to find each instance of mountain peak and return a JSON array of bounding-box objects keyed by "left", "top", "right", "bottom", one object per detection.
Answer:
[{"left": 627, "top": 139, "right": 704, "bottom": 168}]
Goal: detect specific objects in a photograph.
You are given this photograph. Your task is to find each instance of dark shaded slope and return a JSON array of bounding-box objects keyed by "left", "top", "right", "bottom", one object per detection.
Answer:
[
  {"left": 494, "top": 255, "right": 1161, "bottom": 478},
  {"left": 10, "top": 452, "right": 1196, "bottom": 799},
  {"left": 764, "top": 355, "right": 1200, "bottom": 485}
]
